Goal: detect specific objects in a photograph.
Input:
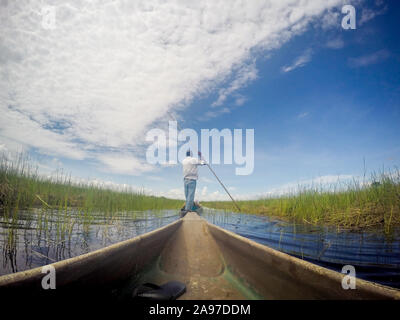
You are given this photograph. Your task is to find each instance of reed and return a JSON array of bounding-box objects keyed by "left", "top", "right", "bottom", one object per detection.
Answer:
[
  {"left": 0, "top": 153, "right": 182, "bottom": 215},
  {"left": 204, "top": 169, "right": 400, "bottom": 232}
]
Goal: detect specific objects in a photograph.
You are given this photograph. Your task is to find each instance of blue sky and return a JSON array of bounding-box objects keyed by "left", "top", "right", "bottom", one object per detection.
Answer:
[{"left": 1, "top": 0, "right": 399, "bottom": 200}]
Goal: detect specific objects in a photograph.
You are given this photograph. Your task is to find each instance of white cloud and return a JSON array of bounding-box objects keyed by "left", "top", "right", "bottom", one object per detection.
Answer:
[
  {"left": 97, "top": 152, "right": 155, "bottom": 175},
  {"left": 359, "top": 5, "right": 387, "bottom": 26},
  {"left": 157, "top": 188, "right": 185, "bottom": 200},
  {"left": 348, "top": 49, "right": 390, "bottom": 68},
  {"left": 282, "top": 49, "right": 313, "bottom": 73},
  {"left": 212, "top": 62, "right": 257, "bottom": 107},
  {"left": 66, "top": 177, "right": 148, "bottom": 194},
  {"left": 201, "top": 174, "right": 357, "bottom": 201},
  {"left": 259, "top": 174, "right": 355, "bottom": 197},
  {"left": 203, "top": 190, "right": 229, "bottom": 201},
  {"left": 32, "top": 158, "right": 64, "bottom": 176},
  {"left": 146, "top": 175, "right": 164, "bottom": 182},
  {"left": 201, "top": 186, "right": 208, "bottom": 197},
  {"left": 297, "top": 112, "right": 309, "bottom": 119},
  {"left": 201, "top": 107, "right": 230, "bottom": 121},
  {"left": 0, "top": 108, "right": 86, "bottom": 159},
  {"left": 320, "top": 10, "right": 340, "bottom": 29},
  {"left": 1, "top": 0, "right": 351, "bottom": 175},
  {"left": 325, "top": 37, "right": 344, "bottom": 49},
  {"left": 234, "top": 94, "right": 247, "bottom": 107},
  {"left": 200, "top": 177, "right": 215, "bottom": 184},
  {"left": 106, "top": 173, "right": 360, "bottom": 202}
]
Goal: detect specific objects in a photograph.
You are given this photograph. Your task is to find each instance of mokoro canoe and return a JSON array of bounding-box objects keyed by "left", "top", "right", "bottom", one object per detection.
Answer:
[
  {"left": 0, "top": 212, "right": 399, "bottom": 300},
  {"left": 180, "top": 204, "right": 203, "bottom": 217}
]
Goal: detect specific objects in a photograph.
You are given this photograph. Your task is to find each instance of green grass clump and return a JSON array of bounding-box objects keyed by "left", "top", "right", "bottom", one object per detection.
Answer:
[
  {"left": 204, "top": 170, "right": 400, "bottom": 233},
  {"left": 0, "top": 153, "right": 182, "bottom": 215}
]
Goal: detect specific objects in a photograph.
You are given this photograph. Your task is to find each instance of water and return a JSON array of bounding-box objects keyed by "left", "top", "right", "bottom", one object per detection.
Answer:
[
  {"left": 202, "top": 209, "right": 400, "bottom": 289},
  {"left": 1, "top": 207, "right": 399, "bottom": 290},
  {"left": 0, "top": 208, "right": 179, "bottom": 276}
]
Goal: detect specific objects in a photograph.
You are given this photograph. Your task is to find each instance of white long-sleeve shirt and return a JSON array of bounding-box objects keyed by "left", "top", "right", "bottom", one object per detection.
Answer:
[{"left": 182, "top": 157, "right": 205, "bottom": 180}]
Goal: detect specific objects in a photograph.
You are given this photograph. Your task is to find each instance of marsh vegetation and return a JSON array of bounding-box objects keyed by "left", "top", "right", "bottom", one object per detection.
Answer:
[
  {"left": 0, "top": 154, "right": 181, "bottom": 214},
  {"left": 204, "top": 170, "right": 400, "bottom": 233},
  {"left": 0, "top": 153, "right": 182, "bottom": 274}
]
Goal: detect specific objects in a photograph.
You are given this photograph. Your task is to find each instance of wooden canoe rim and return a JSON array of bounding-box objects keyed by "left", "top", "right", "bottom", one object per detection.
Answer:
[{"left": 0, "top": 212, "right": 399, "bottom": 300}]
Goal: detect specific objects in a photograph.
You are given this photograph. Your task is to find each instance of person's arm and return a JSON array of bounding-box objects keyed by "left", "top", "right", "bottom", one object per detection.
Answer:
[{"left": 198, "top": 151, "right": 206, "bottom": 165}]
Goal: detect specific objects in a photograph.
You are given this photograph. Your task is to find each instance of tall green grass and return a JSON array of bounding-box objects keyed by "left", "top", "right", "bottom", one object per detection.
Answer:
[
  {"left": 0, "top": 153, "right": 184, "bottom": 272},
  {"left": 0, "top": 153, "right": 182, "bottom": 215},
  {"left": 204, "top": 170, "right": 400, "bottom": 232}
]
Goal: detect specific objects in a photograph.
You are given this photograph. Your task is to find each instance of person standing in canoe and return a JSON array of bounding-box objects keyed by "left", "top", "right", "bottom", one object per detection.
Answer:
[{"left": 182, "top": 150, "right": 205, "bottom": 213}]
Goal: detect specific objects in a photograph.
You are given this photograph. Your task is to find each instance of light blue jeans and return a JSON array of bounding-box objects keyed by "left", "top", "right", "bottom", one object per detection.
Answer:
[{"left": 184, "top": 178, "right": 197, "bottom": 211}]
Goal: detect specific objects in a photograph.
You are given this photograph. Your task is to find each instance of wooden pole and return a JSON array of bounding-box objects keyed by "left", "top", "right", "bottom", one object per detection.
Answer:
[{"left": 202, "top": 159, "right": 242, "bottom": 212}]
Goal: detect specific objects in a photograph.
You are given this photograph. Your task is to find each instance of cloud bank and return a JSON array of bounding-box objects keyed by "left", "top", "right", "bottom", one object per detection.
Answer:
[
  {"left": 282, "top": 48, "right": 313, "bottom": 73},
  {"left": 1, "top": 0, "right": 351, "bottom": 175},
  {"left": 348, "top": 49, "right": 390, "bottom": 68}
]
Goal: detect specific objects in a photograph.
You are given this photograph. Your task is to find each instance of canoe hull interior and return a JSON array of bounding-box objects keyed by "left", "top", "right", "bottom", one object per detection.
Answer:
[
  {"left": 0, "top": 212, "right": 399, "bottom": 300},
  {"left": 0, "top": 219, "right": 182, "bottom": 297},
  {"left": 126, "top": 212, "right": 258, "bottom": 299}
]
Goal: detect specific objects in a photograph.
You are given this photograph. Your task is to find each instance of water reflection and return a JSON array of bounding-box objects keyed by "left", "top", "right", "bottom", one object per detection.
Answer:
[
  {"left": 1, "top": 207, "right": 399, "bottom": 289},
  {"left": 202, "top": 209, "right": 400, "bottom": 289},
  {"left": 0, "top": 208, "right": 179, "bottom": 276}
]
